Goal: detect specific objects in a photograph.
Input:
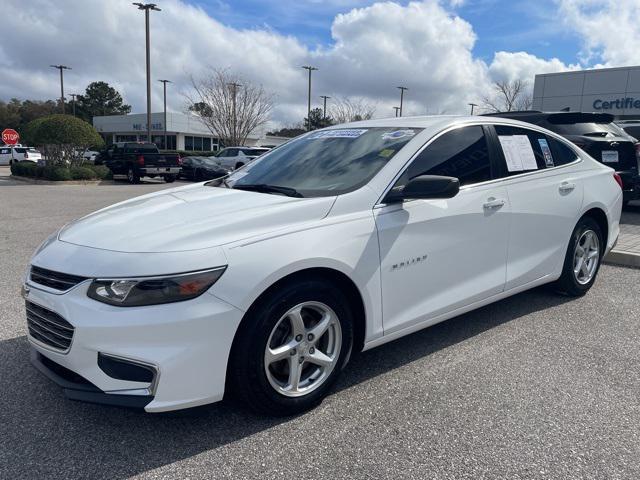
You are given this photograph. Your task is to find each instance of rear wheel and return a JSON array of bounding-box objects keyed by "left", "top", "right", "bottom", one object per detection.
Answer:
[
  {"left": 228, "top": 279, "right": 353, "bottom": 416},
  {"left": 127, "top": 168, "right": 140, "bottom": 184},
  {"left": 554, "top": 217, "right": 603, "bottom": 296},
  {"left": 164, "top": 175, "right": 176, "bottom": 183}
]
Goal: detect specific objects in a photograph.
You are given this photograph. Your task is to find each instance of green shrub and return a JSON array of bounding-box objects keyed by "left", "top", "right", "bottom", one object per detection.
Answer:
[
  {"left": 42, "top": 166, "right": 72, "bottom": 181},
  {"left": 10, "top": 161, "right": 38, "bottom": 177},
  {"left": 86, "top": 164, "right": 111, "bottom": 179},
  {"left": 69, "top": 166, "right": 96, "bottom": 180},
  {"left": 24, "top": 114, "right": 104, "bottom": 148}
]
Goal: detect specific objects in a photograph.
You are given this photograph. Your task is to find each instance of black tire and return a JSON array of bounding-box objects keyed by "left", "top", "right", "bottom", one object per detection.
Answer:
[
  {"left": 554, "top": 216, "right": 603, "bottom": 297},
  {"left": 228, "top": 279, "right": 354, "bottom": 416},
  {"left": 164, "top": 175, "right": 176, "bottom": 183},
  {"left": 127, "top": 168, "right": 141, "bottom": 184},
  {"left": 194, "top": 169, "right": 203, "bottom": 182},
  {"left": 234, "top": 162, "right": 245, "bottom": 170}
]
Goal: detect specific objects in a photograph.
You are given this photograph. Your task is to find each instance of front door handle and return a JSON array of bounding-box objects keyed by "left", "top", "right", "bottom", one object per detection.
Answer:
[
  {"left": 559, "top": 181, "right": 576, "bottom": 193},
  {"left": 483, "top": 197, "right": 505, "bottom": 210}
]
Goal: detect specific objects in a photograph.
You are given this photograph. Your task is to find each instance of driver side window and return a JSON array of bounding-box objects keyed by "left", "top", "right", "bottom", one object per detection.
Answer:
[{"left": 394, "top": 126, "right": 491, "bottom": 188}]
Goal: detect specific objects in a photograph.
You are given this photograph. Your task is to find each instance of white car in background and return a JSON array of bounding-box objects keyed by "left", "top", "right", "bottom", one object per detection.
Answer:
[
  {"left": 24, "top": 116, "right": 621, "bottom": 416},
  {"left": 213, "top": 146, "right": 270, "bottom": 170},
  {"left": 0, "top": 145, "right": 42, "bottom": 165}
]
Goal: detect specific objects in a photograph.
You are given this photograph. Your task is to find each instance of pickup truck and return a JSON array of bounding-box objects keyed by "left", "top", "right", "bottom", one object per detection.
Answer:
[{"left": 97, "top": 142, "right": 181, "bottom": 184}]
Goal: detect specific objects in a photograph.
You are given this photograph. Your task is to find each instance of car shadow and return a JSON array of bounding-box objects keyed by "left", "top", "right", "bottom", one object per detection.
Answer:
[{"left": 0, "top": 286, "right": 572, "bottom": 479}]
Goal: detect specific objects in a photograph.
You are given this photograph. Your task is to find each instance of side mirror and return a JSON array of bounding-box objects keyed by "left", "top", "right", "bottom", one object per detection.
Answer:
[{"left": 385, "top": 175, "right": 460, "bottom": 203}]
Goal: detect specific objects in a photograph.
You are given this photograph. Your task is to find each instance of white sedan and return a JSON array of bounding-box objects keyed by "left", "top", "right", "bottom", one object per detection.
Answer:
[{"left": 24, "top": 116, "right": 622, "bottom": 415}]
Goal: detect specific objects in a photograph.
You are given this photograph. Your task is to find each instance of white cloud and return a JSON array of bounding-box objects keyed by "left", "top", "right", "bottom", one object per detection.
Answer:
[
  {"left": 0, "top": 0, "right": 594, "bottom": 128},
  {"left": 489, "top": 51, "right": 577, "bottom": 84},
  {"left": 559, "top": 0, "right": 640, "bottom": 67}
]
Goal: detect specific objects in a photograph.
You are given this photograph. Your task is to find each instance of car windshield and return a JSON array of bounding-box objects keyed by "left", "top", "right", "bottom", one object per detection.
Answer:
[
  {"left": 242, "top": 148, "right": 269, "bottom": 156},
  {"left": 228, "top": 127, "right": 423, "bottom": 197}
]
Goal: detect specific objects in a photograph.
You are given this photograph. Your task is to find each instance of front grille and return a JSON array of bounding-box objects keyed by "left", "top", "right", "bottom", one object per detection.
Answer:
[
  {"left": 30, "top": 265, "right": 87, "bottom": 292},
  {"left": 26, "top": 301, "right": 74, "bottom": 352}
]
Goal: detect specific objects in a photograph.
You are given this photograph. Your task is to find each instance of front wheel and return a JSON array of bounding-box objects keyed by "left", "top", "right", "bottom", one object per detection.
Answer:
[
  {"left": 554, "top": 217, "right": 603, "bottom": 296},
  {"left": 228, "top": 280, "right": 354, "bottom": 416}
]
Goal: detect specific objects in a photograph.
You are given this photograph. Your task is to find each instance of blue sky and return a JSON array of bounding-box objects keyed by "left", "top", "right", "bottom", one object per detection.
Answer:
[{"left": 197, "top": 0, "right": 584, "bottom": 65}]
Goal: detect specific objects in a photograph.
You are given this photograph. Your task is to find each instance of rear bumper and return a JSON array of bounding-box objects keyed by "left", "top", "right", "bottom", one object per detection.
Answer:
[
  {"left": 30, "top": 348, "right": 154, "bottom": 409},
  {"left": 142, "top": 167, "right": 180, "bottom": 175}
]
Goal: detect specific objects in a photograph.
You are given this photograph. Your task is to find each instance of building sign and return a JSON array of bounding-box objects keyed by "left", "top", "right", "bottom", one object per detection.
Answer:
[
  {"left": 593, "top": 97, "right": 640, "bottom": 110},
  {"left": 133, "top": 122, "right": 163, "bottom": 130}
]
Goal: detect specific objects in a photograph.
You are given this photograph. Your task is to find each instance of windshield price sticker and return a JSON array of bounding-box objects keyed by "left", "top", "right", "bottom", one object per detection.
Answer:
[
  {"left": 382, "top": 129, "right": 416, "bottom": 140},
  {"left": 307, "top": 129, "right": 368, "bottom": 139}
]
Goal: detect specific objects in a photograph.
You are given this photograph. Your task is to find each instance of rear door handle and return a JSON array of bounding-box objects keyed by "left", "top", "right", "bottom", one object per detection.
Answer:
[
  {"left": 483, "top": 198, "right": 505, "bottom": 210},
  {"left": 559, "top": 181, "right": 576, "bottom": 193}
]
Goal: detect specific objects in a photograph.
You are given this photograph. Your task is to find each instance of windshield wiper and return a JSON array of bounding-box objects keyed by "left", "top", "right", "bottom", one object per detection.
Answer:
[{"left": 233, "top": 184, "right": 304, "bottom": 198}]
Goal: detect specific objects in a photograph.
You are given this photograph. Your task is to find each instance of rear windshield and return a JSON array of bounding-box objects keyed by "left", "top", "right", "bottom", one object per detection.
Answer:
[
  {"left": 550, "top": 122, "right": 630, "bottom": 138},
  {"left": 124, "top": 144, "right": 158, "bottom": 154}
]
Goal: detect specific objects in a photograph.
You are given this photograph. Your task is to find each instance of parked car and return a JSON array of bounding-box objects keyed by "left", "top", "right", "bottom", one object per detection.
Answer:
[
  {"left": 0, "top": 145, "right": 42, "bottom": 165},
  {"left": 82, "top": 149, "right": 100, "bottom": 164},
  {"left": 180, "top": 156, "right": 230, "bottom": 181},
  {"left": 97, "top": 142, "right": 181, "bottom": 183},
  {"left": 24, "top": 116, "right": 621, "bottom": 416},
  {"left": 485, "top": 111, "right": 640, "bottom": 206},
  {"left": 214, "top": 146, "right": 270, "bottom": 170}
]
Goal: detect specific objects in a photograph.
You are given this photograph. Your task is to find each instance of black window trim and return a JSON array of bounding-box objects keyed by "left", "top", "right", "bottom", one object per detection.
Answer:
[{"left": 375, "top": 121, "right": 583, "bottom": 207}]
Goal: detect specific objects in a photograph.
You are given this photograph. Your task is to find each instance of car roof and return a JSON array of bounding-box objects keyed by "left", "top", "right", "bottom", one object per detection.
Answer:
[{"left": 482, "top": 111, "right": 616, "bottom": 125}]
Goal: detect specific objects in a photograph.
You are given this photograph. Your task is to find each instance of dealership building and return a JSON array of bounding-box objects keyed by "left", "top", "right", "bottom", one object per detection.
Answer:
[
  {"left": 93, "top": 112, "right": 288, "bottom": 151},
  {"left": 532, "top": 65, "right": 640, "bottom": 120}
]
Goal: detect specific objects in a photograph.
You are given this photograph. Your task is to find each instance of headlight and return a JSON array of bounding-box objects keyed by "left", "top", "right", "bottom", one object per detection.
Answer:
[{"left": 87, "top": 267, "right": 226, "bottom": 307}]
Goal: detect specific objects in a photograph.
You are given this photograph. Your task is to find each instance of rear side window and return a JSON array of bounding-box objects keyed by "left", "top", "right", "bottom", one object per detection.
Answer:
[
  {"left": 396, "top": 126, "right": 491, "bottom": 187},
  {"left": 547, "top": 137, "right": 579, "bottom": 166},
  {"left": 14, "top": 148, "right": 26, "bottom": 153},
  {"left": 494, "top": 125, "right": 553, "bottom": 176}
]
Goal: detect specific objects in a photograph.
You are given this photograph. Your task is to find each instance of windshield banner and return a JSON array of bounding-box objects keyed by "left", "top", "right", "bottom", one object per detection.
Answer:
[{"left": 307, "top": 129, "right": 368, "bottom": 139}]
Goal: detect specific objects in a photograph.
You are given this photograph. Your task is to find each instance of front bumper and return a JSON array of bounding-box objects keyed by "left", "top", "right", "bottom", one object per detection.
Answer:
[{"left": 25, "top": 279, "right": 244, "bottom": 412}]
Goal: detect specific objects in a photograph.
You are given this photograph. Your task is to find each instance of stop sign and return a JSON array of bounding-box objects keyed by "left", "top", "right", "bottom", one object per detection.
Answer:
[{"left": 2, "top": 129, "right": 19, "bottom": 145}]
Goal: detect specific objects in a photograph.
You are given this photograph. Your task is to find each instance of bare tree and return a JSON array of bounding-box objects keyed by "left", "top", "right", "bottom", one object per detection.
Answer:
[
  {"left": 330, "top": 96, "right": 376, "bottom": 124},
  {"left": 186, "top": 68, "right": 274, "bottom": 146},
  {"left": 482, "top": 79, "right": 532, "bottom": 113}
]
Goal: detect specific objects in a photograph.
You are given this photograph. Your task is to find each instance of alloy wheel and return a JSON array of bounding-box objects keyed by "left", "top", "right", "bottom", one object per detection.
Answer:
[
  {"left": 573, "top": 229, "right": 599, "bottom": 285},
  {"left": 264, "top": 301, "right": 342, "bottom": 398}
]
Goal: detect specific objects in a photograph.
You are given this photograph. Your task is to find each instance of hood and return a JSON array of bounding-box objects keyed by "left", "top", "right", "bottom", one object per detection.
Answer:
[{"left": 58, "top": 185, "right": 335, "bottom": 253}]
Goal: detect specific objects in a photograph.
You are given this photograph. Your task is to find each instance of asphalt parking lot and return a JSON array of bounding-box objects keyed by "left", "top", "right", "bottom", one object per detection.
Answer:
[{"left": 2, "top": 167, "right": 640, "bottom": 479}]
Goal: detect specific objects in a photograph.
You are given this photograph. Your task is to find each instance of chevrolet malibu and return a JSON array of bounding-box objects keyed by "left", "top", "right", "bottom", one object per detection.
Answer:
[{"left": 24, "top": 116, "right": 622, "bottom": 416}]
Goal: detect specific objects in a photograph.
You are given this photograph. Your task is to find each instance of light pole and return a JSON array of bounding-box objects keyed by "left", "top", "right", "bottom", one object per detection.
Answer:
[
  {"left": 320, "top": 95, "right": 330, "bottom": 123},
  {"left": 228, "top": 82, "right": 242, "bottom": 145},
  {"left": 70, "top": 93, "right": 78, "bottom": 116},
  {"left": 302, "top": 66, "right": 318, "bottom": 131},
  {"left": 393, "top": 106, "right": 400, "bottom": 117},
  {"left": 397, "top": 86, "right": 408, "bottom": 117},
  {"left": 158, "top": 79, "right": 171, "bottom": 149},
  {"left": 133, "top": 3, "right": 161, "bottom": 143},
  {"left": 468, "top": 102, "right": 478, "bottom": 115},
  {"left": 50, "top": 65, "right": 71, "bottom": 113}
]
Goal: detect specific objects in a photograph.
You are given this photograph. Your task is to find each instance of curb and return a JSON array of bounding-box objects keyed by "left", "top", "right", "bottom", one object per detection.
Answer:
[
  {"left": 9, "top": 175, "right": 113, "bottom": 186},
  {"left": 604, "top": 250, "right": 640, "bottom": 269}
]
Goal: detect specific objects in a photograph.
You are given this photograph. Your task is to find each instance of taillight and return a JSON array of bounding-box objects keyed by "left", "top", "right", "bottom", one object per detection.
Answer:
[
  {"left": 24, "top": 152, "right": 29, "bottom": 159},
  {"left": 613, "top": 172, "right": 623, "bottom": 189},
  {"left": 177, "top": 156, "right": 183, "bottom": 166},
  {"left": 137, "top": 155, "right": 145, "bottom": 166}
]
